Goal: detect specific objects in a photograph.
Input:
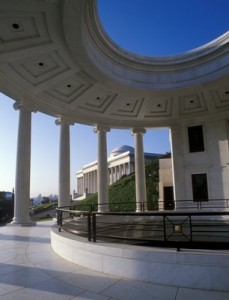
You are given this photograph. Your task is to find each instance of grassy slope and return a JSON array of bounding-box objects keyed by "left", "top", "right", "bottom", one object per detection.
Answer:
[{"left": 74, "top": 157, "right": 161, "bottom": 211}]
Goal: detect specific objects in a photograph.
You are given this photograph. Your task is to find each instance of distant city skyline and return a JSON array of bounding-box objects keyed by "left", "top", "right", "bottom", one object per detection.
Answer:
[{"left": 1, "top": 0, "right": 228, "bottom": 197}]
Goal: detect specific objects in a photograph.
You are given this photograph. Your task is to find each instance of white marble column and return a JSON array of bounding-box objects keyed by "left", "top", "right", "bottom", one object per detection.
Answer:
[
  {"left": 56, "top": 118, "right": 72, "bottom": 207},
  {"left": 132, "top": 128, "right": 147, "bottom": 212},
  {"left": 11, "top": 102, "right": 35, "bottom": 225},
  {"left": 170, "top": 126, "right": 186, "bottom": 205},
  {"left": 94, "top": 125, "right": 110, "bottom": 212}
]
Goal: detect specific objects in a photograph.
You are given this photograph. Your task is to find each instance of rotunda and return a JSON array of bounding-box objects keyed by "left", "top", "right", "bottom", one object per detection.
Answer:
[{"left": 0, "top": 0, "right": 229, "bottom": 221}]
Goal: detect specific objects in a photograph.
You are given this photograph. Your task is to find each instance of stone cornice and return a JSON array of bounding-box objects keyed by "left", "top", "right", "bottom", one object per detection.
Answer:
[{"left": 81, "top": 0, "right": 229, "bottom": 90}]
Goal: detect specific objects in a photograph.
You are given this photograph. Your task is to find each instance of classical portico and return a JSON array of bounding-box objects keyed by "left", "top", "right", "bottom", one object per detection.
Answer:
[
  {"left": 0, "top": 0, "right": 229, "bottom": 223},
  {"left": 76, "top": 144, "right": 159, "bottom": 200}
]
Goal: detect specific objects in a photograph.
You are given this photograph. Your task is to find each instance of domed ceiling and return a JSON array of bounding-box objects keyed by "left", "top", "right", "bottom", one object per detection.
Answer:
[{"left": 0, "top": 0, "right": 229, "bottom": 128}]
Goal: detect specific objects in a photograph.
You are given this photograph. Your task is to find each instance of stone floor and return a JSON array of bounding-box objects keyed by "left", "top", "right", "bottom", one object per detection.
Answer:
[{"left": 0, "top": 220, "right": 229, "bottom": 300}]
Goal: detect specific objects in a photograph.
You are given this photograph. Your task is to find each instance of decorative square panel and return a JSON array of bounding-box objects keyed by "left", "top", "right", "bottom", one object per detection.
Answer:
[
  {"left": 210, "top": 89, "right": 229, "bottom": 108},
  {"left": 0, "top": 16, "right": 38, "bottom": 42},
  {"left": 0, "top": 11, "right": 50, "bottom": 54},
  {"left": 164, "top": 216, "right": 191, "bottom": 242},
  {"left": 179, "top": 93, "right": 208, "bottom": 115},
  {"left": 79, "top": 94, "right": 117, "bottom": 113},
  {"left": 111, "top": 98, "right": 144, "bottom": 117},
  {"left": 9, "top": 50, "right": 69, "bottom": 86},
  {"left": 145, "top": 97, "right": 172, "bottom": 118},
  {"left": 45, "top": 72, "right": 95, "bottom": 104}
]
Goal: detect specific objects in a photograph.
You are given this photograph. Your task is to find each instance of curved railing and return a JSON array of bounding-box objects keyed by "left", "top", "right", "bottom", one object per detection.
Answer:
[{"left": 56, "top": 200, "right": 229, "bottom": 251}]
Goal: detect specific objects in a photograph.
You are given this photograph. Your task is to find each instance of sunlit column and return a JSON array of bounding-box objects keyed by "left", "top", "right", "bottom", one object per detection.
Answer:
[
  {"left": 95, "top": 170, "right": 97, "bottom": 193},
  {"left": 56, "top": 118, "right": 73, "bottom": 207},
  {"left": 170, "top": 126, "right": 185, "bottom": 205},
  {"left": 132, "top": 128, "right": 147, "bottom": 212},
  {"left": 89, "top": 172, "right": 92, "bottom": 193},
  {"left": 94, "top": 125, "right": 110, "bottom": 212},
  {"left": 111, "top": 167, "right": 114, "bottom": 184},
  {"left": 93, "top": 171, "right": 95, "bottom": 192},
  {"left": 11, "top": 102, "right": 35, "bottom": 225}
]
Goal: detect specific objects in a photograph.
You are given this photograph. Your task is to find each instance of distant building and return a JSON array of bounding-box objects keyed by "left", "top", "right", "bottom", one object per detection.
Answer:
[{"left": 75, "top": 145, "right": 161, "bottom": 199}]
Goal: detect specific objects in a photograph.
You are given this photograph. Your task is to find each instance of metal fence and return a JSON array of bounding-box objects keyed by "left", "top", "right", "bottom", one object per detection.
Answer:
[{"left": 56, "top": 201, "right": 229, "bottom": 250}]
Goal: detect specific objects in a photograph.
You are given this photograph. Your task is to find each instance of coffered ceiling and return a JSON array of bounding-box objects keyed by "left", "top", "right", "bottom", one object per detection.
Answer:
[{"left": 0, "top": 0, "right": 229, "bottom": 128}]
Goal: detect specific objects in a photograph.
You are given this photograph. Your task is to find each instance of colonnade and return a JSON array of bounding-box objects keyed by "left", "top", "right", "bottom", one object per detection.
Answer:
[
  {"left": 10, "top": 103, "right": 149, "bottom": 224},
  {"left": 109, "top": 162, "right": 133, "bottom": 185},
  {"left": 77, "top": 163, "right": 134, "bottom": 195}
]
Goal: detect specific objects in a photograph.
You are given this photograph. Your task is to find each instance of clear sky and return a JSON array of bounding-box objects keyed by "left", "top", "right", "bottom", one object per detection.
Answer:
[{"left": 0, "top": 0, "right": 228, "bottom": 197}]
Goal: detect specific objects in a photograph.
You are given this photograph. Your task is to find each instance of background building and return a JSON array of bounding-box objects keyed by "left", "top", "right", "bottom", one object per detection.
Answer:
[{"left": 75, "top": 145, "right": 161, "bottom": 199}]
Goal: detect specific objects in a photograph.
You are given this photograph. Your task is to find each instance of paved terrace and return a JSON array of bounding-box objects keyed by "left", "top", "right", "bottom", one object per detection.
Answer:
[{"left": 1, "top": 220, "right": 229, "bottom": 300}]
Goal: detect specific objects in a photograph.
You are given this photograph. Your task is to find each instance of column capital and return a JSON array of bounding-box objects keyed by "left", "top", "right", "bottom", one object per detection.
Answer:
[
  {"left": 94, "top": 124, "right": 110, "bottom": 133},
  {"left": 169, "top": 124, "right": 181, "bottom": 134},
  {"left": 13, "top": 101, "right": 37, "bottom": 113},
  {"left": 131, "top": 127, "right": 146, "bottom": 135},
  {"left": 55, "top": 118, "right": 74, "bottom": 126}
]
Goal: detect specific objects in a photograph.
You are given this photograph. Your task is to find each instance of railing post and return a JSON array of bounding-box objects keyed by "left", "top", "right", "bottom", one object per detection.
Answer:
[
  {"left": 92, "top": 213, "right": 97, "bottom": 242},
  {"left": 87, "top": 212, "right": 91, "bottom": 241},
  {"left": 60, "top": 211, "right": 63, "bottom": 227},
  {"left": 163, "top": 215, "right": 167, "bottom": 241},
  {"left": 189, "top": 215, "right": 193, "bottom": 242}
]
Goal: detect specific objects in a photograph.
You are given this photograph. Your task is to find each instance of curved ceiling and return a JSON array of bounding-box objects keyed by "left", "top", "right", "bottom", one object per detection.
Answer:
[
  {"left": 0, "top": 0, "right": 229, "bottom": 128},
  {"left": 97, "top": 0, "right": 229, "bottom": 57}
]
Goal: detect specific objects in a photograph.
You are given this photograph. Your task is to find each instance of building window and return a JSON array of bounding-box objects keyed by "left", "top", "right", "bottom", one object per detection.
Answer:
[
  {"left": 192, "top": 173, "right": 208, "bottom": 201},
  {"left": 188, "top": 125, "right": 205, "bottom": 153}
]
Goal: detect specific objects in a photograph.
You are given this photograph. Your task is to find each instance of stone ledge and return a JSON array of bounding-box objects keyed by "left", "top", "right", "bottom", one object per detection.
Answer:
[{"left": 51, "top": 225, "right": 229, "bottom": 291}]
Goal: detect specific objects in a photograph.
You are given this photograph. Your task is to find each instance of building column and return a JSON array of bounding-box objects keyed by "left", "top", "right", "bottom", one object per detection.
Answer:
[
  {"left": 132, "top": 128, "right": 147, "bottom": 212},
  {"left": 56, "top": 118, "right": 72, "bottom": 207},
  {"left": 170, "top": 125, "right": 186, "bottom": 204},
  {"left": 94, "top": 125, "right": 110, "bottom": 212},
  {"left": 11, "top": 102, "right": 35, "bottom": 225}
]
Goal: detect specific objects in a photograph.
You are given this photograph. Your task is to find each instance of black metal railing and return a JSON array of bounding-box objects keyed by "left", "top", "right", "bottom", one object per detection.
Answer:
[
  {"left": 56, "top": 201, "right": 229, "bottom": 250},
  {"left": 92, "top": 198, "right": 229, "bottom": 212},
  {"left": 91, "top": 211, "right": 229, "bottom": 250},
  {"left": 56, "top": 205, "right": 92, "bottom": 241}
]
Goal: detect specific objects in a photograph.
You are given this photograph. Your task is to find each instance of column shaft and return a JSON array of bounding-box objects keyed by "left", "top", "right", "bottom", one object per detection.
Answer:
[
  {"left": 58, "top": 121, "right": 71, "bottom": 207},
  {"left": 132, "top": 128, "right": 147, "bottom": 212},
  {"left": 12, "top": 104, "right": 34, "bottom": 225},
  {"left": 95, "top": 125, "right": 110, "bottom": 212}
]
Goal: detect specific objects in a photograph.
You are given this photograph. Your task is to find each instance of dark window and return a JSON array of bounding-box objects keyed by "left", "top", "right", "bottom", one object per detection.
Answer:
[
  {"left": 192, "top": 173, "right": 208, "bottom": 201},
  {"left": 163, "top": 186, "right": 174, "bottom": 210},
  {"left": 188, "top": 125, "right": 205, "bottom": 153}
]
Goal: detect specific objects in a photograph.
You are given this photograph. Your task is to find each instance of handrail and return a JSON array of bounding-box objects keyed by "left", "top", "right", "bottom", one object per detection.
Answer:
[
  {"left": 56, "top": 207, "right": 92, "bottom": 241},
  {"left": 56, "top": 204, "right": 229, "bottom": 250},
  {"left": 91, "top": 210, "right": 229, "bottom": 250}
]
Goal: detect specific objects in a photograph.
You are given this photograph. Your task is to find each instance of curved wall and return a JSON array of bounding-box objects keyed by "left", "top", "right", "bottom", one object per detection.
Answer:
[{"left": 51, "top": 226, "right": 229, "bottom": 291}]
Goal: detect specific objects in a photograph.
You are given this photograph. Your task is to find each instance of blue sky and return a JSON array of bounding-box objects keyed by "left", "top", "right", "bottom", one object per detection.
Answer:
[{"left": 0, "top": 0, "right": 228, "bottom": 197}]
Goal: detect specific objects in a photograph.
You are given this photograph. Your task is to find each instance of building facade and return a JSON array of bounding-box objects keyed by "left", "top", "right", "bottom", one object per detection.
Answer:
[{"left": 159, "top": 119, "right": 229, "bottom": 210}]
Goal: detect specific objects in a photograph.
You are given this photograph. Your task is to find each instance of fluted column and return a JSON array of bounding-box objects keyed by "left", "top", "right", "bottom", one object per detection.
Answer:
[
  {"left": 132, "top": 128, "right": 147, "bottom": 212},
  {"left": 11, "top": 102, "right": 35, "bottom": 225},
  {"left": 56, "top": 118, "right": 72, "bottom": 207},
  {"left": 94, "top": 125, "right": 110, "bottom": 212},
  {"left": 170, "top": 126, "right": 185, "bottom": 204}
]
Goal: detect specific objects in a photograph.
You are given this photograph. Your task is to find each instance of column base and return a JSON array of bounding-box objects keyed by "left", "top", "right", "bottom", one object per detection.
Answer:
[{"left": 8, "top": 220, "right": 36, "bottom": 227}]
